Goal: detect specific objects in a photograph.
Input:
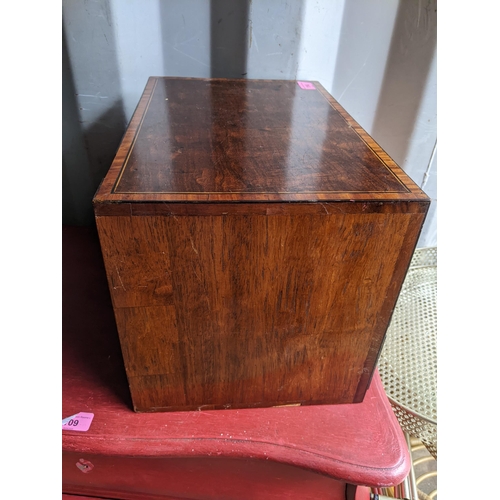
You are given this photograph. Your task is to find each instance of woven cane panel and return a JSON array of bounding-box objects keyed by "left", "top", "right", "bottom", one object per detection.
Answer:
[{"left": 378, "top": 247, "right": 437, "bottom": 459}]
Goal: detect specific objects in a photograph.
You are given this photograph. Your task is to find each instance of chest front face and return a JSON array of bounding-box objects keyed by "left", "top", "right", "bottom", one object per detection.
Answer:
[{"left": 93, "top": 77, "right": 429, "bottom": 412}]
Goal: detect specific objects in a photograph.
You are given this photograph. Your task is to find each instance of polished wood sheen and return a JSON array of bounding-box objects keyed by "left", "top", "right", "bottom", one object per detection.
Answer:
[{"left": 93, "top": 77, "right": 429, "bottom": 412}]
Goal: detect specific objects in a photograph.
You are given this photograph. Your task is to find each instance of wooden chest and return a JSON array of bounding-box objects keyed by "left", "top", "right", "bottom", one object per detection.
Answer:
[{"left": 93, "top": 77, "right": 429, "bottom": 412}]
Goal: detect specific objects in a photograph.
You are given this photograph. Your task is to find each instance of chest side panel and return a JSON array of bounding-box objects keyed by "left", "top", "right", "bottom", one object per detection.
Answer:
[{"left": 96, "top": 210, "right": 425, "bottom": 411}]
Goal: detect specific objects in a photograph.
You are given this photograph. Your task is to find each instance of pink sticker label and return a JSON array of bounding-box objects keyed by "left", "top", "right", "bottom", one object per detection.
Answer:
[
  {"left": 297, "top": 81, "right": 316, "bottom": 90},
  {"left": 62, "top": 412, "right": 94, "bottom": 432}
]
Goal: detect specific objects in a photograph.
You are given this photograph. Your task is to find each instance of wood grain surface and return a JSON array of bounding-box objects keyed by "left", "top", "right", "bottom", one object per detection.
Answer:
[
  {"left": 94, "top": 77, "right": 428, "bottom": 204},
  {"left": 96, "top": 209, "right": 426, "bottom": 411},
  {"left": 93, "top": 78, "right": 429, "bottom": 412}
]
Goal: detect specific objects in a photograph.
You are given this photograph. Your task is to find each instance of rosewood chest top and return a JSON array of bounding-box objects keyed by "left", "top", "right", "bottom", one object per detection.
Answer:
[{"left": 93, "top": 77, "right": 429, "bottom": 412}]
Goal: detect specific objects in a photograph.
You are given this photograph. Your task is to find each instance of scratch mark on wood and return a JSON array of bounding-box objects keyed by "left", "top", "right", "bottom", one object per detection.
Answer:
[
  {"left": 320, "top": 203, "right": 330, "bottom": 215},
  {"left": 189, "top": 236, "right": 199, "bottom": 255},
  {"left": 115, "top": 266, "right": 126, "bottom": 291}
]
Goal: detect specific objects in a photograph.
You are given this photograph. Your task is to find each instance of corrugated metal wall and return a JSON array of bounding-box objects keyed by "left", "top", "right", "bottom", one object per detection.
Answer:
[{"left": 62, "top": 0, "right": 436, "bottom": 247}]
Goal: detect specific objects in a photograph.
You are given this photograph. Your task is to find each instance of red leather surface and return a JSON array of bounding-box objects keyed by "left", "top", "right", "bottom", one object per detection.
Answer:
[{"left": 62, "top": 225, "right": 409, "bottom": 499}]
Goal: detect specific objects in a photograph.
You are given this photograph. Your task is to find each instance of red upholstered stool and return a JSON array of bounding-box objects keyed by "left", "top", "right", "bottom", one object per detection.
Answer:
[{"left": 62, "top": 226, "right": 410, "bottom": 500}]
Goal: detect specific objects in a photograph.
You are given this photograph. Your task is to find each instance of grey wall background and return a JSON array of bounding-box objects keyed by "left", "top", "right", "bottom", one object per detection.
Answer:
[{"left": 62, "top": 0, "right": 437, "bottom": 247}]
